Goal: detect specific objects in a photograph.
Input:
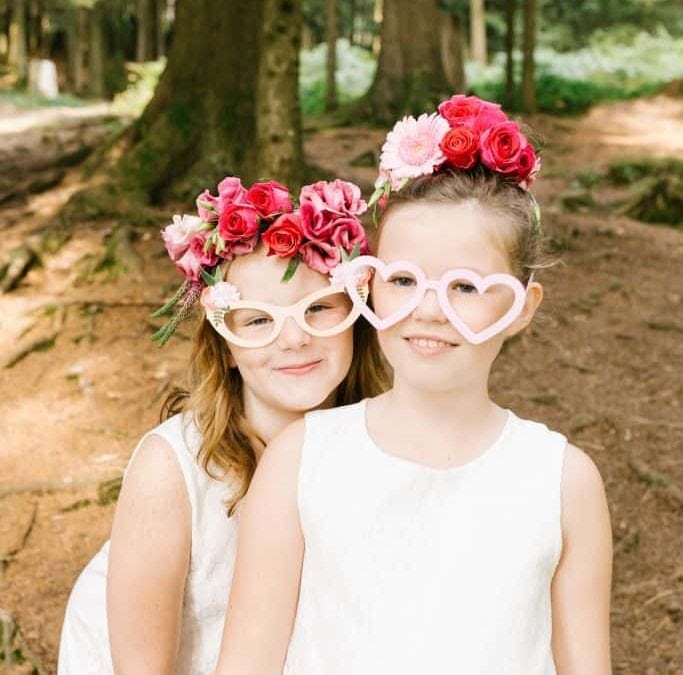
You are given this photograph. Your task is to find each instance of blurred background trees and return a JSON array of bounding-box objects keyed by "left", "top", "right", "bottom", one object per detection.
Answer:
[{"left": 0, "top": 0, "right": 681, "bottom": 197}]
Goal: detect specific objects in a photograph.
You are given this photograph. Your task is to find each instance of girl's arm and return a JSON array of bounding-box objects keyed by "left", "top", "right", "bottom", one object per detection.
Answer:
[
  {"left": 107, "top": 434, "right": 191, "bottom": 674},
  {"left": 214, "top": 419, "right": 306, "bottom": 675},
  {"left": 552, "top": 443, "right": 613, "bottom": 675}
]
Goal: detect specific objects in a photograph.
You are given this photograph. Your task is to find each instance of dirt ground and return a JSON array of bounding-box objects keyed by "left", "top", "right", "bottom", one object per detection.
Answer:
[{"left": 1, "top": 96, "right": 681, "bottom": 674}]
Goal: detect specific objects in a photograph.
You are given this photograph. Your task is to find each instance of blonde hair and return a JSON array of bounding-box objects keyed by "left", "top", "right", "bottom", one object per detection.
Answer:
[
  {"left": 162, "top": 308, "right": 388, "bottom": 516},
  {"left": 376, "top": 167, "right": 550, "bottom": 282}
]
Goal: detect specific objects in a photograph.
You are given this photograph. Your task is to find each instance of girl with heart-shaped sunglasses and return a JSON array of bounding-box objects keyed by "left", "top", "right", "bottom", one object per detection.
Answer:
[{"left": 215, "top": 99, "right": 613, "bottom": 675}]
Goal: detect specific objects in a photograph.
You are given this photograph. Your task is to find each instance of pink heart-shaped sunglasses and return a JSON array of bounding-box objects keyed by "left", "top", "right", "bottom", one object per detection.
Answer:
[{"left": 340, "top": 255, "right": 531, "bottom": 344}]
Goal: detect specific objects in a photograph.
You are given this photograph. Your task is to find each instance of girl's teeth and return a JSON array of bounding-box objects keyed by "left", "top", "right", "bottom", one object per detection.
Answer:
[{"left": 410, "top": 338, "right": 451, "bottom": 348}]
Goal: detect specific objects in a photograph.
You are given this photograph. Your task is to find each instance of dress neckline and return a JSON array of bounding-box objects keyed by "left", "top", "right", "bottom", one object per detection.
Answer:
[{"left": 358, "top": 398, "right": 514, "bottom": 475}]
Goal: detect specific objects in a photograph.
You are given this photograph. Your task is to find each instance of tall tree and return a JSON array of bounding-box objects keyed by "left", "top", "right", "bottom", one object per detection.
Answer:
[
  {"left": 469, "top": 0, "right": 486, "bottom": 64},
  {"left": 8, "top": 0, "right": 27, "bottom": 79},
  {"left": 120, "top": 0, "right": 303, "bottom": 202},
  {"left": 521, "top": 0, "right": 536, "bottom": 112},
  {"left": 503, "top": 0, "right": 516, "bottom": 108},
  {"left": 325, "top": 0, "right": 337, "bottom": 111},
  {"left": 366, "top": 0, "right": 449, "bottom": 122},
  {"left": 440, "top": 9, "right": 465, "bottom": 93}
]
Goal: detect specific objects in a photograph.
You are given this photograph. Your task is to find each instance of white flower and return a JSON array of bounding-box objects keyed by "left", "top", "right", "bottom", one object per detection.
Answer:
[{"left": 200, "top": 282, "right": 241, "bottom": 311}]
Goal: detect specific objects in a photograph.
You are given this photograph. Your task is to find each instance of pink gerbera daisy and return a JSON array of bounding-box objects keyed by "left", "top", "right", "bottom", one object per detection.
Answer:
[{"left": 379, "top": 113, "right": 450, "bottom": 183}]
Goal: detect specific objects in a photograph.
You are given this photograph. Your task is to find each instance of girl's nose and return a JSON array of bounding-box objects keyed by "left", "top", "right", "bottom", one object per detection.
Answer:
[
  {"left": 276, "top": 316, "right": 311, "bottom": 350},
  {"left": 412, "top": 288, "right": 448, "bottom": 323}
]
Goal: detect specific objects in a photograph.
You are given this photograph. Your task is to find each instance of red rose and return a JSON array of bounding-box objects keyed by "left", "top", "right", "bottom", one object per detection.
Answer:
[
  {"left": 245, "top": 181, "right": 293, "bottom": 218},
  {"left": 480, "top": 122, "right": 528, "bottom": 176},
  {"left": 329, "top": 216, "right": 369, "bottom": 254},
  {"left": 262, "top": 213, "right": 304, "bottom": 258},
  {"left": 439, "top": 127, "right": 480, "bottom": 169},
  {"left": 514, "top": 144, "right": 537, "bottom": 183},
  {"left": 218, "top": 204, "right": 260, "bottom": 241}
]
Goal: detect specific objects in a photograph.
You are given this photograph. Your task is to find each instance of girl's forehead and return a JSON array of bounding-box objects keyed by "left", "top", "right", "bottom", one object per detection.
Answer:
[
  {"left": 226, "top": 248, "right": 329, "bottom": 303},
  {"left": 378, "top": 201, "right": 513, "bottom": 274}
]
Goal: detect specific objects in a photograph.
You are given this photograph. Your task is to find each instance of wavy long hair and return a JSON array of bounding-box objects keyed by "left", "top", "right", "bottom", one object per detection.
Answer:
[{"left": 162, "top": 307, "right": 388, "bottom": 516}]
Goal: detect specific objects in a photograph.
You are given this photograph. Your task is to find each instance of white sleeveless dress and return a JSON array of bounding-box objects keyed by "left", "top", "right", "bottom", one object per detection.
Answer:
[
  {"left": 58, "top": 413, "right": 239, "bottom": 675},
  {"left": 284, "top": 400, "right": 566, "bottom": 675}
]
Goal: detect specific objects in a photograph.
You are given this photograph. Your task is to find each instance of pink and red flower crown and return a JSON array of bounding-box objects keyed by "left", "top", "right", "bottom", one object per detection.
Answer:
[
  {"left": 152, "top": 176, "right": 370, "bottom": 346},
  {"left": 370, "top": 94, "right": 541, "bottom": 209}
]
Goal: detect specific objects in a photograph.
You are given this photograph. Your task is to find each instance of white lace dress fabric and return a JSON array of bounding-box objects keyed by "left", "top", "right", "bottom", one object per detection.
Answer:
[
  {"left": 58, "top": 413, "right": 238, "bottom": 675},
  {"left": 284, "top": 401, "right": 567, "bottom": 675}
]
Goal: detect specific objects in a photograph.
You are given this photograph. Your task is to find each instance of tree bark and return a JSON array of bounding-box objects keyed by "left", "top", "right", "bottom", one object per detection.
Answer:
[
  {"left": 88, "top": 3, "right": 105, "bottom": 98},
  {"left": 155, "top": 0, "right": 165, "bottom": 58},
  {"left": 349, "top": 0, "right": 356, "bottom": 45},
  {"left": 440, "top": 10, "right": 466, "bottom": 93},
  {"left": 136, "top": 0, "right": 157, "bottom": 61},
  {"left": 254, "top": 0, "right": 303, "bottom": 184},
  {"left": 8, "top": 0, "right": 27, "bottom": 80},
  {"left": 521, "top": 0, "right": 536, "bottom": 113},
  {"left": 325, "top": 0, "right": 337, "bottom": 112},
  {"left": 119, "top": 0, "right": 303, "bottom": 202},
  {"left": 366, "top": 0, "right": 449, "bottom": 122},
  {"left": 504, "top": 0, "right": 516, "bottom": 109},
  {"left": 469, "top": 0, "right": 487, "bottom": 65}
]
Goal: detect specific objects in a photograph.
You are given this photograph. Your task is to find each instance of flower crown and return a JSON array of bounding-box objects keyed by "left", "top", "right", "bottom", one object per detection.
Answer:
[
  {"left": 151, "top": 176, "right": 369, "bottom": 346},
  {"left": 369, "top": 95, "right": 541, "bottom": 213}
]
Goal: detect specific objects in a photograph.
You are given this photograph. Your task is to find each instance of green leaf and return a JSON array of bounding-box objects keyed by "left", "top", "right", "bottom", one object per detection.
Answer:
[
  {"left": 200, "top": 268, "right": 217, "bottom": 286},
  {"left": 340, "top": 243, "right": 361, "bottom": 262},
  {"left": 150, "top": 281, "right": 188, "bottom": 318},
  {"left": 367, "top": 183, "right": 385, "bottom": 208},
  {"left": 281, "top": 256, "right": 300, "bottom": 283}
]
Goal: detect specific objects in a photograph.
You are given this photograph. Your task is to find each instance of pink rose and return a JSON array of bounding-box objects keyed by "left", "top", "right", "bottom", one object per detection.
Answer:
[
  {"left": 217, "top": 176, "right": 248, "bottom": 210},
  {"left": 262, "top": 213, "right": 303, "bottom": 258},
  {"left": 161, "top": 214, "right": 204, "bottom": 261},
  {"left": 438, "top": 95, "right": 483, "bottom": 126},
  {"left": 220, "top": 235, "right": 259, "bottom": 260},
  {"left": 329, "top": 217, "right": 369, "bottom": 254},
  {"left": 520, "top": 155, "right": 542, "bottom": 190},
  {"left": 245, "top": 181, "right": 293, "bottom": 218},
  {"left": 218, "top": 204, "right": 260, "bottom": 242},
  {"left": 196, "top": 190, "right": 220, "bottom": 222},
  {"left": 439, "top": 127, "right": 479, "bottom": 169},
  {"left": 174, "top": 247, "right": 203, "bottom": 281},
  {"left": 300, "top": 180, "right": 367, "bottom": 217},
  {"left": 480, "top": 122, "right": 528, "bottom": 176},
  {"left": 299, "top": 180, "right": 367, "bottom": 242},
  {"left": 174, "top": 233, "right": 218, "bottom": 281},
  {"left": 299, "top": 200, "right": 336, "bottom": 241},
  {"left": 300, "top": 239, "right": 342, "bottom": 275},
  {"left": 438, "top": 95, "right": 507, "bottom": 134}
]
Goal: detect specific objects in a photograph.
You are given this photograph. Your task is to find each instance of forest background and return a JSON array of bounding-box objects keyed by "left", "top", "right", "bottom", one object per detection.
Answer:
[{"left": 0, "top": 0, "right": 681, "bottom": 673}]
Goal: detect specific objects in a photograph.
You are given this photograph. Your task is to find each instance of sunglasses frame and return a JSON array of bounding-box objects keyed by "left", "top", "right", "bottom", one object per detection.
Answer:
[{"left": 206, "top": 283, "right": 361, "bottom": 348}]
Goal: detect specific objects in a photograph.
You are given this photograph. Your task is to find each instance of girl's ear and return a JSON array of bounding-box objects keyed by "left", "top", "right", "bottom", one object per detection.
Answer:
[{"left": 506, "top": 281, "right": 543, "bottom": 337}]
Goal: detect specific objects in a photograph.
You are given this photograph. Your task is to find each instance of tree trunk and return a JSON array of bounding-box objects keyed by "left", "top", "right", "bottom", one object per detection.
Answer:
[
  {"left": 254, "top": 0, "right": 303, "bottom": 183},
  {"left": 440, "top": 11, "right": 466, "bottom": 93},
  {"left": 136, "top": 0, "right": 157, "bottom": 61},
  {"left": 349, "top": 0, "right": 356, "bottom": 45},
  {"left": 8, "top": 0, "right": 27, "bottom": 80},
  {"left": 366, "top": 0, "right": 449, "bottom": 122},
  {"left": 65, "top": 7, "right": 84, "bottom": 93},
  {"left": 325, "top": 0, "right": 337, "bottom": 112},
  {"left": 155, "top": 0, "right": 165, "bottom": 58},
  {"left": 521, "top": 0, "right": 536, "bottom": 113},
  {"left": 469, "top": 0, "right": 486, "bottom": 65},
  {"left": 504, "top": 0, "right": 516, "bottom": 109},
  {"left": 88, "top": 4, "right": 105, "bottom": 98},
  {"left": 119, "top": 0, "right": 303, "bottom": 202}
]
